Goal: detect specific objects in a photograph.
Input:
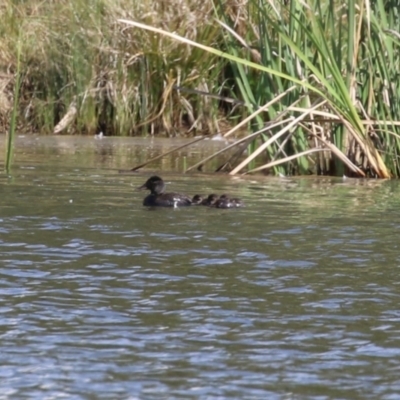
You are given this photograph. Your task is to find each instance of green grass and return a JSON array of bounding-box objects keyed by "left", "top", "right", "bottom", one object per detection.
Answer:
[{"left": 5, "top": 32, "right": 21, "bottom": 173}]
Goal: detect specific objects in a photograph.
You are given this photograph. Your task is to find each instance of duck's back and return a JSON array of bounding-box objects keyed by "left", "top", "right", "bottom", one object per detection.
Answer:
[{"left": 143, "top": 192, "right": 192, "bottom": 207}]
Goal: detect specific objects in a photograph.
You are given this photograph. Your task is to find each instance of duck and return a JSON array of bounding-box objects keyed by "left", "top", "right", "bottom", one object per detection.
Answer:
[
  {"left": 192, "top": 194, "right": 219, "bottom": 206},
  {"left": 138, "top": 176, "right": 192, "bottom": 207},
  {"left": 192, "top": 193, "right": 244, "bottom": 208},
  {"left": 215, "top": 194, "right": 244, "bottom": 208},
  {"left": 192, "top": 194, "right": 203, "bottom": 205},
  {"left": 202, "top": 193, "right": 219, "bottom": 206}
]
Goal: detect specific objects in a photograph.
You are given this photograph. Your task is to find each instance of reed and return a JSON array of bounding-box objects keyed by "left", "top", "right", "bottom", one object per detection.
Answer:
[
  {"left": 5, "top": 34, "right": 21, "bottom": 173},
  {"left": 119, "top": 0, "right": 400, "bottom": 177},
  {"left": 214, "top": 0, "right": 399, "bottom": 178}
]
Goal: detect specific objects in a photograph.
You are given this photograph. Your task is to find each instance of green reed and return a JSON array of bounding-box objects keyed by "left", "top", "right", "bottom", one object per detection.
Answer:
[
  {"left": 5, "top": 35, "right": 22, "bottom": 173},
  {"left": 187, "top": 0, "right": 400, "bottom": 177}
]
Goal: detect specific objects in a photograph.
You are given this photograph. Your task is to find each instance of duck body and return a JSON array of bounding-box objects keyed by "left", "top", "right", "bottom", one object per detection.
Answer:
[
  {"left": 143, "top": 193, "right": 192, "bottom": 207},
  {"left": 215, "top": 194, "right": 244, "bottom": 208},
  {"left": 192, "top": 194, "right": 219, "bottom": 206},
  {"left": 192, "top": 194, "right": 203, "bottom": 205},
  {"left": 215, "top": 197, "right": 239, "bottom": 208},
  {"left": 192, "top": 193, "right": 244, "bottom": 208},
  {"left": 138, "top": 176, "right": 192, "bottom": 207},
  {"left": 201, "top": 194, "right": 219, "bottom": 206}
]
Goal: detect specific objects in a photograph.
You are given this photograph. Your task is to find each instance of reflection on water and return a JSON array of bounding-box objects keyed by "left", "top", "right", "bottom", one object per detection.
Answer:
[
  {"left": 5, "top": 134, "right": 235, "bottom": 171},
  {"left": 1, "top": 136, "right": 400, "bottom": 399}
]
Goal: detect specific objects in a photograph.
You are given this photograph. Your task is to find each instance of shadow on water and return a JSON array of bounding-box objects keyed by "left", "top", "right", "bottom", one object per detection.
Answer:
[{"left": 1, "top": 136, "right": 400, "bottom": 398}]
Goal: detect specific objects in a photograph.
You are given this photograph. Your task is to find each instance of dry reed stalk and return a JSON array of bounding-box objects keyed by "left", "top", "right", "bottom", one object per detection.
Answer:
[
  {"left": 229, "top": 100, "right": 328, "bottom": 175},
  {"left": 245, "top": 148, "right": 326, "bottom": 174},
  {"left": 185, "top": 117, "right": 294, "bottom": 172},
  {"left": 53, "top": 98, "right": 77, "bottom": 134}
]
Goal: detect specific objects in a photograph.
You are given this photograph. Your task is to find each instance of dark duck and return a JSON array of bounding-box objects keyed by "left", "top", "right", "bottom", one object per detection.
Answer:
[
  {"left": 191, "top": 194, "right": 204, "bottom": 205},
  {"left": 192, "top": 193, "right": 244, "bottom": 208},
  {"left": 215, "top": 194, "right": 244, "bottom": 208},
  {"left": 192, "top": 194, "right": 219, "bottom": 206},
  {"left": 138, "top": 176, "right": 192, "bottom": 207}
]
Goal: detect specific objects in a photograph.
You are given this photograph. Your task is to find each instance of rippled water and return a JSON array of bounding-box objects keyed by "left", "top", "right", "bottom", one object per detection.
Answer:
[{"left": 1, "top": 136, "right": 400, "bottom": 399}]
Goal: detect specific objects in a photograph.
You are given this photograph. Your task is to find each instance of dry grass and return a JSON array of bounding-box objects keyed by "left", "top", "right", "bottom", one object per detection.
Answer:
[{"left": 0, "top": 0, "right": 228, "bottom": 136}]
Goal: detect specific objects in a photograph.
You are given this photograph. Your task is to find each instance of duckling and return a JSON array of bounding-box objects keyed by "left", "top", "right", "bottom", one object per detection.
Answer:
[
  {"left": 192, "top": 194, "right": 204, "bottom": 205},
  {"left": 201, "top": 194, "right": 219, "bottom": 206},
  {"left": 215, "top": 194, "right": 244, "bottom": 208}
]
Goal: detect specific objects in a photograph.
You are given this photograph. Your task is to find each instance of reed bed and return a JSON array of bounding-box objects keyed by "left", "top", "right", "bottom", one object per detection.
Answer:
[
  {"left": 0, "top": 0, "right": 224, "bottom": 136},
  {"left": 1, "top": 0, "right": 400, "bottom": 177}
]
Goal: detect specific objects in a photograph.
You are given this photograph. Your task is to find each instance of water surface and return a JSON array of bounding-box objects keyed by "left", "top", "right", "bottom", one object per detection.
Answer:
[{"left": 1, "top": 136, "right": 400, "bottom": 399}]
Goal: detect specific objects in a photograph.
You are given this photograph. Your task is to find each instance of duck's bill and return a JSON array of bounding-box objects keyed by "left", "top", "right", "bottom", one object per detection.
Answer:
[{"left": 137, "top": 183, "right": 147, "bottom": 190}]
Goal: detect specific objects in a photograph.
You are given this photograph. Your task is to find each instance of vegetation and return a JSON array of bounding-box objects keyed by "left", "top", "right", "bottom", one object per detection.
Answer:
[
  {"left": 0, "top": 0, "right": 223, "bottom": 137},
  {"left": 1, "top": 0, "right": 400, "bottom": 177},
  {"left": 5, "top": 31, "right": 21, "bottom": 172}
]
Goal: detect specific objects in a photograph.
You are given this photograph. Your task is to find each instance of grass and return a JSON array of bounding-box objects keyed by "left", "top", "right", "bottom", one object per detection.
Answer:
[
  {"left": 1, "top": 0, "right": 400, "bottom": 177},
  {"left": 0, "top": 0, "right": 224, "bottom": 136}
]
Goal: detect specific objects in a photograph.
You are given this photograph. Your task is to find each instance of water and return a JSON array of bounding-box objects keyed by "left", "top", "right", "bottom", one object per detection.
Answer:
[{"left": 1, "top": 136, "right": 400, "bottom": 399}]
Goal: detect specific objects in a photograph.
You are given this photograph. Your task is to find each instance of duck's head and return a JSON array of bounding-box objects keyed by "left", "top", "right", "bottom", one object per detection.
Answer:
[{"left": 138, "top": 176, "right": 166, "bottom": 194}]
